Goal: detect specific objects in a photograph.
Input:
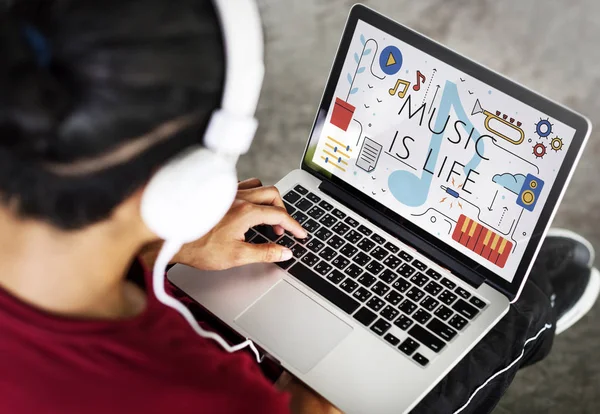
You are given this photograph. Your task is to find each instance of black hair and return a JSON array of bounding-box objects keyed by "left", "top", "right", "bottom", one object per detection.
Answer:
[{"left": 0, "top": 0, "right": 225, "bottom": 229}]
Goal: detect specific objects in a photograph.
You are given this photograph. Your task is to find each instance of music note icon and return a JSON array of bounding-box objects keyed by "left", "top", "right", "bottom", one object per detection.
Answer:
[
  {"left": 389, "top": 79, "right": 411, "bottom": 99},
  {"left": 413, "top": 70, "right": 426, "bottom": 91}
]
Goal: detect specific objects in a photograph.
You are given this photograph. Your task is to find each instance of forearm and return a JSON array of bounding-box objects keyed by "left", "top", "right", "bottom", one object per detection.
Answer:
[{"left": 276, "top": 372, "right": 342, "bottom": 414}]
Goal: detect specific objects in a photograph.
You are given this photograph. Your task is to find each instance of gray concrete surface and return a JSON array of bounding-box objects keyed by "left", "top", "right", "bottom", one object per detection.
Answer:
[{"left": 239, "top": 1, "right": 600, "bottom": 412}]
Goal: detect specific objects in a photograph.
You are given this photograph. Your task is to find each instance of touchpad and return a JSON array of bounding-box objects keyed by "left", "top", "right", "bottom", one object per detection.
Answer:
[{"left": 235, "top": 281, "right": 352, "bottom": 374}]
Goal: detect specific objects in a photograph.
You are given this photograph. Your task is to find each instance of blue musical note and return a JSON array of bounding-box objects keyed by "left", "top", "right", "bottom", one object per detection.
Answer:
[{"left": 388, "top": 81, "right": 484, "bottom": 207}]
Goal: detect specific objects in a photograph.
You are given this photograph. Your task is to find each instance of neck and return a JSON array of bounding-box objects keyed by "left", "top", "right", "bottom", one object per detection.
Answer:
[{"left": 0, "top": 208, "right": 148, "bottom": 320}]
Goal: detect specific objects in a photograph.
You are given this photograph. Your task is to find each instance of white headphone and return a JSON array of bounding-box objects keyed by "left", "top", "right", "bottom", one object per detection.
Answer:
[{"left": 140, "top": 0, "right": 266, "bottom": 362}]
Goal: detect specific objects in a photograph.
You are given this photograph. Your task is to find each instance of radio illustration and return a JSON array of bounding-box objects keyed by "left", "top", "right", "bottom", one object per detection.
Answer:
[{"left": 471, "top": 99, "right": 525, "bottom": 145}]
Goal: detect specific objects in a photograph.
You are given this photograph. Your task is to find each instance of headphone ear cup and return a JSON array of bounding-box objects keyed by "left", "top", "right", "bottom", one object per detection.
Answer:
[{"left": 141, "top": 147, "right": 238, "bottom": 243}]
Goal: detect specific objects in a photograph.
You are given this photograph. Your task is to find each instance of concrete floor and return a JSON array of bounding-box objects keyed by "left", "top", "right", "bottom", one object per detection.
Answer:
[{"left": 238, "top": 1, "right": 600, "bottom": 412}]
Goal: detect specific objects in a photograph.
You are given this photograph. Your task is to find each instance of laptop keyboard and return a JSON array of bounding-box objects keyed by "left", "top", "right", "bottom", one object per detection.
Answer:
[{"left": 246, "top": 185, "right": 488, "bottom": 368}]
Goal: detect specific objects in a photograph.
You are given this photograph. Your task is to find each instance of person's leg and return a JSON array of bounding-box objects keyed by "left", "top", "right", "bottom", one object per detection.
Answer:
[{"left": 411, "top": 230, "right": 597, "bottom": 414}]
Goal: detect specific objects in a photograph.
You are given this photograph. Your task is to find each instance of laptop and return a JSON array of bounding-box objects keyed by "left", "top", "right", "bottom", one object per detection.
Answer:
[{"left": 168, "top": 5, "right": 591, "bottom": 413}]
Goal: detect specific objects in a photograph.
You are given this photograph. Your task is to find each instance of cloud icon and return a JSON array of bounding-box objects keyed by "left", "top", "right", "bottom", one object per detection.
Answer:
[{"left": 492, "top": 173, "right": 526, "bottom": 194}]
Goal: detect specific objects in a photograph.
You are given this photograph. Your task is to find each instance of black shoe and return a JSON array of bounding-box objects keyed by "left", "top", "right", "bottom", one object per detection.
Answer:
[{"left": 536, "top": 229, "right": 599, "bottom": 334}]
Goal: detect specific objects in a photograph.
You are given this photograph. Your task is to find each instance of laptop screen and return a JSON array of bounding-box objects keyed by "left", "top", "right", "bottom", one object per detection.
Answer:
[{"left": 303, "top": 18, "right": 577, "bottom": 284}]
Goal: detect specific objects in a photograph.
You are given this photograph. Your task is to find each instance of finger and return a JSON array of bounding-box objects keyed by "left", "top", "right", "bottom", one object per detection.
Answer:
[
  {"left": 238, "top": 178, "right": 263, "bottom": 190},
  {"left": 236, "top": 242, "right": 293, "bottom": 266},
  {"left": 237, "top": 185, "right": 285, "bottom": 209},
  {"left": 239, "top": 203, "right": 307, "bottom": 238}
]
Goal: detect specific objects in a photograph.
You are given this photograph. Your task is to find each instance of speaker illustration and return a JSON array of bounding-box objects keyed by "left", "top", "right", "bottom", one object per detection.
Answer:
[{"left": 516, "top": 173, "right": 544, "bottom": 211}]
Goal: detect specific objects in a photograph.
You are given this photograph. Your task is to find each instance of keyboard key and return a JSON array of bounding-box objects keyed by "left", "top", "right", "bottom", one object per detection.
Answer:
[
  {"left": 440, "top": 277, "right": 457, "bottom": 290},
  {"left": 319, "top": 247, "right": 336, "bottom": 261},
  {"left": 295, "top": 234, "right": 311, "bottom": 245},
  {"left": 370, "top": 246, "right": 389, "bottom": 261},
  {"left": 439, "top": 290, "right": 458, "bottom": 306},
  {"left": 276, "top": 236, "right": 295, "bottom": 248},
  {"left": 306, "top": 239, "right": 324, "bottom": 253},
  {"left": 340, "top": 243, "right": 358, "bottom": 258},
  {"left": 251, "top": 234, "right": 268, "bottom": 244},
  {"left": 434, "top": 305, "right": 453, "bottom": 321},
  {"left": 384, "top": 291, "right": 403, "bottom": 306},
  {"left": 352, "top": 252, "right": 371, "bottom": 266},
  {"left": 307, "top": 206, "right": 325, "bottom": 220},
  {"left": 409, "top": 325, "right": 445, "bottom": 353},
  {"left": 276, "top": 257, "right": 295, "bottom": 270},
  {"left": 257, "top": 225, "right": 281, "bottom": 241},
  {"left": 358, "top": 274, "right": 376, "bottom": 288},
  {"left": 384, "top": 242, "right": 400, "bottom": 254},
  {"left": 394, "top": 315, "right": 414, "bottom": 331},
  {"left": 452, "top": 299, "right": 479, "bottom": 319},
  {"left": 303, "top": 219, "right": 321, "bottom": 233},
  {"left": 289, "top": 263, "right": 360, "bottom": 314},
  {"left": 332, "top": 208, "right": 346, "bottom": 220},
  {"left": 455, "top": 287, "right": 471, "bottom": 299},
  {"left": 295, "top": 198, "right": 313, "bottom": 212},
  {"left": 326, "top": 270, "right": 346, "bottom": 285},
  {"left": 421, "top": 296, "right": 440, "bottom": 312},
  {"left": 353, "top": 307, "right": 377, "bottom": 326},
  {"left": 332, "top": 255, "right": 350, "bottom": 270},
  {"left": 319, "top": 214, "right": 337, "bottom": 228},
  {"left": 306, "top": 192, "right": 321, "bottom": 204},
  {"left": 413, "top": 309, "right": 432, "bottom": 324},
  {"left": 410, "top": 272, "right": 429, "bottom": 287},
  {"left": 449, "top": 314, "right": 468, "bottom": 331},
  {"left": 319, "top": 200, "right": 334, "bottom": 211},
  {"left": 365, "top": 260, "right": 384, "bottom": 276},
  {"left": 291, "top": 211, "right": 309, "bottom": 225},
  {"left": 291, "top": 244, "right": 307, "bottom": 259},
  {"left": 383, "top": 256, "right": 402, "bottom": 270},
  {"left": 424, "top": 281, "right": 443, "bottom": 296},
  {"left": 327, "top": 235, "right": 345, "bottom": 249},
  {"left": 398, "top": 263, "right": 416, "bottom": 278},
  {"left": 357, "top": 225, "right": 373, "bottom": 236},
  {"left": 427, "top": 318, "right": 457, "bottom": 341},
  {"left": 370, "top": 318, "right": 391, "bottom": 336},
  {"left": 399, "top": 338, "right": 420, "bottom": 355},
  {"left": 344, "top": 229, "right": 363, "bottom": 244},
  {"left": 412, "top": 259, "right": 427, "bottom": 271},
  {"left": 380, "top": 305, "right": 400, "bottom": 321},
  {"left": 315, "top": 228, "right": 333, "bottom": 241},
  {"left": 294, "top": 185, "right": 308, "bottom": 195},
  {"left": 357, "top": 238, "right": 376, "bottom": 252},
  {"left": 379, "top": 269, "right": 398, "bottom": 284},
  {"left": 284, "top": 190, "right": 302, "bottom": 204},
  {"left": 366, "top": 297, "right": 385, "bottom": 312},
  {"left": 399, "top": 250, "right": 414, "bottom": 262},
  {"left": 426, "top": 268, "right": 442, "bottom": 280},
  {"left": 283, "top": 202, "right": 296, "bottom": 215},
  {"left": 371, "top": 281, "right": 390, "bottom": 297},
  {"left": 344, "top": 263, "right": 363, "bottom": 279},
  {"left": 332, "top": 222, "right": 350, "bottom": 236},
  {"left": 412, "top": 353, "right": 429, "bottom": 366},
  {"left": 315, "top": 261, "right": 333, "bottom": 276},
  {"left": 244, "top": 229, "right": 257, "bottom": 242},
  {"left": 384, "top": 333, "right": 400, "bottom": 346},
  {"left": 301, "top": 252, "right": 319, "bottom": 267},
  {"left": 406, "top": 287, "right": 425, "bottom": 303},
  {"left": 371, "top": 233, "right": 386, "bottom": 245},
  {"left": 344, "top": 216, "right": 359, "bottom": 228},
  {"left": 392, "top": 279, "right": 411, "bottom": 293},
  {"left": 340, "top": 278, "right": 359, "bottom": 294},
  {"left": 399, "top": 299, "right": 417, "bottom": 315},
  {"left": 353, "top": 287, "right": 372, "bottom": 302},
  {"left": 469, "top": 296, "right": 486, "bottom": 309}
]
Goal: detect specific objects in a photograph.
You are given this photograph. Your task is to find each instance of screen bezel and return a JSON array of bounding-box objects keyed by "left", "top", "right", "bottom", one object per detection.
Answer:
[{"left": 301, "top": 4, "right": 591, "bottom": 300}]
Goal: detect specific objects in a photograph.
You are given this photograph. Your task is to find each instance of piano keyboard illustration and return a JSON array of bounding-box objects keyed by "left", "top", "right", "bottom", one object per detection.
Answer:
[{"left": 452, "top": 214, "right": 513, "bottom": 268}]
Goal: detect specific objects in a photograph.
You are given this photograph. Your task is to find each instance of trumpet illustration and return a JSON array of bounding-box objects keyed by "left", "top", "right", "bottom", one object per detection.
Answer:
[{"left": 471, "top": 99, "right": 525, "bottom": 145}]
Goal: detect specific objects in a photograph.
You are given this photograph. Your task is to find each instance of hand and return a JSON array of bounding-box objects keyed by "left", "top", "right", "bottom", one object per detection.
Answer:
[
  {"left": 276, "top": 371, "right": 343, "bottom": 414},
  {"left": 141, "top": 178, "right": 307, "bottom": 271}
]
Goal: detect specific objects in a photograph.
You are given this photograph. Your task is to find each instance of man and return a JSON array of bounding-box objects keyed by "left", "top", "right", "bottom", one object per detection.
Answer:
[{"left": 0, "top": 1, "right": 597, "bottom": 413}]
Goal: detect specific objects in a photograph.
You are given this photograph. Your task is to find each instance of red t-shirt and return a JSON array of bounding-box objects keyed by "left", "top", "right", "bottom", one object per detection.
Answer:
[{"left": 0, "top": 261, "right": 291, "bottom": 414}]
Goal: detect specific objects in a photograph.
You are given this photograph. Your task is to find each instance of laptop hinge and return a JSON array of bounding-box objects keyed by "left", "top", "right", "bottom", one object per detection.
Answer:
[{"left": 319, "top": 180, "right": 485, "bottom": 289}]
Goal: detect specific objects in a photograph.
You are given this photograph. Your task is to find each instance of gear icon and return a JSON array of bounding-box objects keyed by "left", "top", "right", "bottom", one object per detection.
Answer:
[
  {"left": 551, "top": 136, "right": 564, "bottom": 152},
  {"left": 535, "top": 118, "right": 553, "bottom": 138},
  {"left": 533, "top": 142, "right": 547, "bottom": 159}
]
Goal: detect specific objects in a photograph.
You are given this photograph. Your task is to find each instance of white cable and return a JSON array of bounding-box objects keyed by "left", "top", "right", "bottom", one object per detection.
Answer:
[
  {"left": 152, "top": 240, "right": 264, "bottom": 363},
  {"left": 452, "top": 323, "right": 553, "bottom": 414}
]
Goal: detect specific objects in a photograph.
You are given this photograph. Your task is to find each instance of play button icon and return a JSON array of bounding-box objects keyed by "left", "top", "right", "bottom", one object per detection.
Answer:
[{"left": 379, "top": 45, "right": 403, "bottom": 75}]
